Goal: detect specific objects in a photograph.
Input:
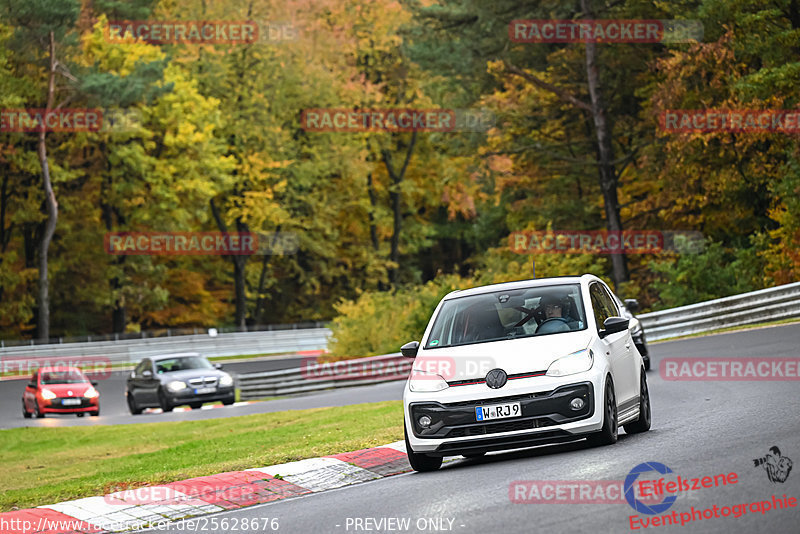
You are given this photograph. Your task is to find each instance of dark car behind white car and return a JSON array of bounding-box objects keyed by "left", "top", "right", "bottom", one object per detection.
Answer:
[{"left": 125, "top": 353, "right": 235, "bottom": 414}]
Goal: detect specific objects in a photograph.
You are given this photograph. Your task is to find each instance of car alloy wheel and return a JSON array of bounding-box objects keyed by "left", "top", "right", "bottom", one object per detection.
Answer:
[
  {"left": 587, "top": 378, "right": 617, "bottom": 446},
  {"left": 33, "top": 402, "right": 44, "bottom": 419},
  {"left": 404, "top": 424, "right": 443, "bottom": 472},
  {"left": 624, "top": 371, "right": 652, "bottom": 434},
  {"left": 23, "top": 401, "right": 32, "bottom": 419}
]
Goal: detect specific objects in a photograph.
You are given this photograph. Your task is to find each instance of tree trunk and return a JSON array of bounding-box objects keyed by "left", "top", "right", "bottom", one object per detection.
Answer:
[
  {"left": 381, "top": 131, "right": 418, "bottom": 286},
  {"left": 366, "top": 173, "right": 380, "bottom": 252},
  {"left": 253, "top": 226, "right": 280, "bottom": 322},
  {"left": 210, "top": 199, "right": 248, "bottom": 330},
  {"left": 36, "top": 31, "right": 59, "bottom": 341},
  {"left": 581, "top": 0, "right": 628, "bottom": 290}
]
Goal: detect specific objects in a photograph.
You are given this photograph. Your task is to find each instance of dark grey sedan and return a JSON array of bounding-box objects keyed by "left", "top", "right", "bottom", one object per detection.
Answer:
[{"left": 125, "top": 353, "right": 235, "bottom": 414}]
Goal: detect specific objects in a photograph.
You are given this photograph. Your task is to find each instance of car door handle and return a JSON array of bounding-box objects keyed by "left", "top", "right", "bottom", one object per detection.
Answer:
[{"left": 625, "top": 342, "right": 631, "bottom": 350}]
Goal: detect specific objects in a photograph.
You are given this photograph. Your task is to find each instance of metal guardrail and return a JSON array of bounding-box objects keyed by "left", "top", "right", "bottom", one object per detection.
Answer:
[
  {"left": 638, "top": 281, "right": 800, "bottom": 341},
  {"left": 0, "top": 328, "right": 332, "bottom": 369},
  {"left": 0, "top": 321, "right": 326, "bottom": 347},
  {"left": 237, "top": 353, "right": 411, "bottom": 400}
]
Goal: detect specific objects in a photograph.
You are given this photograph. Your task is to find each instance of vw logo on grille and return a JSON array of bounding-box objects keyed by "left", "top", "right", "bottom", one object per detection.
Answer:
[{"left": 485, "top": 368, "right": 508, "bottom": 389}]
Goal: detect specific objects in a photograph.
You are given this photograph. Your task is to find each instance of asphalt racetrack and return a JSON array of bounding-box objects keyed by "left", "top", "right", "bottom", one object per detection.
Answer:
[
  {"left": 129, "top": 323, "right": 800, "bottom": 534},
  {"left": 0, "top": 356, "right": 404, "bottom": 429}
]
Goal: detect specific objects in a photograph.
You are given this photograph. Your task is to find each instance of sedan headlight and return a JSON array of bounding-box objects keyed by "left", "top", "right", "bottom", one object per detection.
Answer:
[
  {"left": 84, "top": 387, "right": 99, "bottom": 398},
  {"left": 166, "top": 380, "right": 187, "bottom": 392},
  {"left": 546, "top": 349, "right": 594, "bottom": 377},
  {"left": 629, "top": 317, "right": 642, "bottom": 336},
  {"left": 408, "top": 370, "right": 449, "bottom": 392},
  {"left": 219, "top": 374, "right": 233, "bottom": 387},
  {"left": 41, "top": 388, "right": 56, "bottom": 400}
]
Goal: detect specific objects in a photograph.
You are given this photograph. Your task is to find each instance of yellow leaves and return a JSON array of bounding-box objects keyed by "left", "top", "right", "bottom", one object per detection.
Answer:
[{"left": 82, "top": 16, "right": 166, "bottom": 74}]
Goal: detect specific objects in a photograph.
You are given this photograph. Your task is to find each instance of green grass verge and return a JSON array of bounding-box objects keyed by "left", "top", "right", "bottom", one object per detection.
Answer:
[
  {"left": 650, "top": 317, "right": 800, "bottom": 344},
  {"left": 1, "top": 400, "right": 403, "bottom": 512}
]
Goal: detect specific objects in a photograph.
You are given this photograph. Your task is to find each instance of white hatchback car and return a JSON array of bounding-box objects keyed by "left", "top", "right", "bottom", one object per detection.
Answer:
[{"left": 401, "top": 274, "right": 651, "bottom": 472}]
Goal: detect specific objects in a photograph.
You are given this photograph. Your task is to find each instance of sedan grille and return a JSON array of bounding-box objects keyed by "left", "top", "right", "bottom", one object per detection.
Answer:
[{"left": 188, "top": 377, "right": 218, "bottom": 387}]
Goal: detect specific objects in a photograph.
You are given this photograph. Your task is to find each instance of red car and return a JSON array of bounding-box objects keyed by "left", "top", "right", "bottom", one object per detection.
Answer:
[{"left": 22, "top": 366, "right": 100, "bottom": 418}]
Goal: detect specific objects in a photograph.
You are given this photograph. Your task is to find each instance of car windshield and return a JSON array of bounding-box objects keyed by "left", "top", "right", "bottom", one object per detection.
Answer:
[
  {"left": 155, "top": 356, "right": 213, "bottom": 374},
  {"left": 424, "top": 284, "right": 586, "bottom": 348},
  {"left": 40, "top": 370, "right": 88, "bottom": 384}
]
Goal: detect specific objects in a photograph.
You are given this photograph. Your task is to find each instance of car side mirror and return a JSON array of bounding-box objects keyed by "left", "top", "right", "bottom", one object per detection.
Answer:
[
  {"left": 214, "top": 363, "right": 223, "bottom": 370},
  {"left": 401, "top": 341, "right": 420, "bottom": 358},
  {"left": 624, "top": 299, "right": 640, "bottom": 313},
  {"left": 142, "top": 370, "right": 153, "bottom": 379},
  {"left": 600, "top": 317, "right": 629, "bottom": 339},
  {"left": 91, "top": 380, "right": 98, "bottom": 386}
]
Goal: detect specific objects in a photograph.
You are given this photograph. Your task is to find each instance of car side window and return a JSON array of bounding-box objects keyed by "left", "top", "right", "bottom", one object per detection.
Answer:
[
  {"left": 134, "top": 360, "right": 151, "bottom": 376},
  {"left": 589, "top": 283, "right": 610, "bottom": 331},
  {"left": 600, "top": 285, "right": 620, "bottom": 317},
  {"left": 29, "top": 371, "right": 38, "bottom": 388}
]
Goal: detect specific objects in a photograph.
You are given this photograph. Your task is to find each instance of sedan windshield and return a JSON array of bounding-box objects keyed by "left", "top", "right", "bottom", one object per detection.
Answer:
[
  {"left": 154, "top": 356, "right": 213, "bottom": 374},
  {"left": 41, "top": 370, "right": 88, "bottom": 384},
  {"left": 425, "top": 284, "right": 586, "bottom": 348}
]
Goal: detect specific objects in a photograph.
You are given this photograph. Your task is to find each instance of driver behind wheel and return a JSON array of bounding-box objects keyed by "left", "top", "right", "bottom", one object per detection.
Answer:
[{"left": 538, "top": 294, "right": 580, "bottom": 330}]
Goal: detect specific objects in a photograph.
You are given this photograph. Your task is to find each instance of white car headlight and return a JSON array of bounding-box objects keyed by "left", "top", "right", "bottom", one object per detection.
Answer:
[
  {"left": 84, "top": 386, "right": 99, "bottom": 398},
  {"left": 546, "top": 349, "right": 594, "bottom": 377},
  {"left": 219, "top": 374, "right": 233, "bottom": 387},
  {"left": 408, "top": 370, "right": 449, "bottom": 392},
  {"left": 166, "top": 380, "right": 187, "bottom": 392},
  {"left": 41, "top": 388, "right": 56, "bottom": 400}
]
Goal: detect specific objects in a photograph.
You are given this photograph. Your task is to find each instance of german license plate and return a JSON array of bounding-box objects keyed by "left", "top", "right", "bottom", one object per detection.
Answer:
[
  {"left": 475, "top": 402, "right": 521, "bottom": 421},
  {"left": 62, "top": 398, "right": 81, "bottom": 406},
  {"left": 194, "top": 387, "right": 216, "bottom": 394}
]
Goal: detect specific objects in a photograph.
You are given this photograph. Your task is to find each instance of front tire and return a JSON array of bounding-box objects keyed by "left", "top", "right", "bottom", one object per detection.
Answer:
[
  {"left": 127, "top": 393, "right": 143, "bottom": 415},
  {"left": 405, "top": 425, "right": 442, "bottom": 472},
  {"left": 23, "top": 402, "right": 32, "bottom": 419},
  {"left": 33, "top": 402, "right": 44, "bottom": 419},
  {"left": 586, "top": 378, "right": 617, "bottom": 446},
  {"left": 624, "top": 371, "right": 652, "bottom": 434},
  {"left": 158, "top": 389, "right": 174, "bottom": 413}
]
